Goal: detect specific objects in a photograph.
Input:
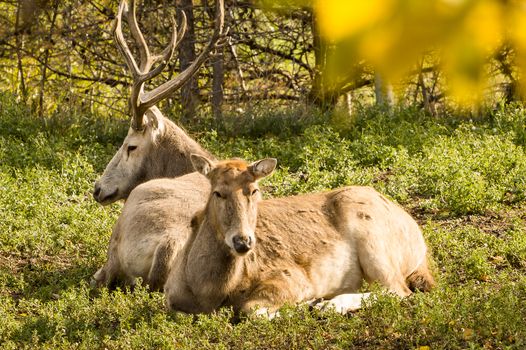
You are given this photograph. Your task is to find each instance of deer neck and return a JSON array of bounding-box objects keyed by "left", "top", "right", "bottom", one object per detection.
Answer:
[
  {"left": 155, "top": 119, "right": 216, "bottom": 179},
  {"left": 186, "top": 216, "right": 246, "bottom": 305},
  {"left": 137, "top": 109, "right": 215, "bottom": 182}
]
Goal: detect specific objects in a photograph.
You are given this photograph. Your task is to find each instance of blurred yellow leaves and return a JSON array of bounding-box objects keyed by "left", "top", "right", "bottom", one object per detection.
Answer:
[
  {"left": 314, "top": 0, "right": 394, "bottom": 42},
  {"left": 312, "top": 0, "right": 526, "bottom": 104},
  {"left": 442, "top": 0, "right": 504, "bottom": 104},
  {"left": 509, "top": 1, "right": 526, "bottom": 94},
  {"left": 510, "top": 3, "right": 526, "bottom": 51}
]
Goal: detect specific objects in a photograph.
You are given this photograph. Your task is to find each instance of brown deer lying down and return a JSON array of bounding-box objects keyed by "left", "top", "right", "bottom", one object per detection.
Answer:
[{"left": 164, "top": 155, "right": 434, "bottom": 317}]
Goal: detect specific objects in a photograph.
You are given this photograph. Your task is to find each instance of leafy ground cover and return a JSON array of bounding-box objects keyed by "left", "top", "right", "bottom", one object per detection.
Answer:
[{"left": 1, "top": 93, "right": 525, "bottom": 349}]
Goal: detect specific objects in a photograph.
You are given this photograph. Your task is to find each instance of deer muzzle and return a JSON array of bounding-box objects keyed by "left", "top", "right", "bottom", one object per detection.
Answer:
[{"left": 232, "top": 235, "right": 253, "bottom": 254}]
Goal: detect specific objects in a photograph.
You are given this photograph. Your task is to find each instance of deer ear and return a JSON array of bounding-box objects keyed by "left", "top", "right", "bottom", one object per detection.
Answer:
[
  {"left": 249, "top": 158, "right": 277, "bottom": 180},
  {"left": 191, "top": 154, "right": 215, "bottom": 176},
  {"left": 144, "top": 106, "right": 165, "bottom": 131}
]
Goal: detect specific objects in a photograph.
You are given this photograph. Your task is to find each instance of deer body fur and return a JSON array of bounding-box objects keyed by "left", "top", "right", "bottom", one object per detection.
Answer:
[{"left": 92, "top": 172, "right": 210, "bottom": 290}]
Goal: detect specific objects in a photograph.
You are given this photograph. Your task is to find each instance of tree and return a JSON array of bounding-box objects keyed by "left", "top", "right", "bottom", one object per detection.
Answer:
[{"left": 176, "top": 0, "right": 200, "bottom": 123}]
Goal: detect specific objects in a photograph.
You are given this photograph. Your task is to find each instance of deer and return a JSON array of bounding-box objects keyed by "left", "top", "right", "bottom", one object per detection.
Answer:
[
  {"left": 164, "top": 155, "right": 435, "bottom": 317},
  {"left": 91, "top": 0, "right": 225, "bottom": 289},
  {"left": 92, "top": 0, "right": 226, "bottom": 205}
]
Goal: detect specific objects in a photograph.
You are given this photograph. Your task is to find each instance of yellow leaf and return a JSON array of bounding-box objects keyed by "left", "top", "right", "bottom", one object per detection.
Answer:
[
  {"left": 314, "top": 0, "right": 394, "bottom": 41},
  {"left": 463, "top": 328, "right": 474, "bottom": 340},
  {"left": 479, "top": 274, "right": 490, "bottom": 282},
  {"left": 509, "top": 1, "right": 526, "bottom": 52},
  {"left": 463, "top": 0, "right": 503, "bottom": 52}
]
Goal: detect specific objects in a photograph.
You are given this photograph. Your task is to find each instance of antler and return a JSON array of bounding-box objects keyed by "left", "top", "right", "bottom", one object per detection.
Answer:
[{"left": 114, "top": 0, "right": 226, "bottom": 131}]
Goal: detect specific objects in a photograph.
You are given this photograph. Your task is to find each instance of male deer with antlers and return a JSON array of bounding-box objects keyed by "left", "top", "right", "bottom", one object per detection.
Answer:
[
  {"left": 165, "top": 155, "right": 435, "bottom": 317},
  {"left": 92, "top": 0, "right": 225, "bottom": 205},
  {"left": 91, "top": 0, "right": 225, "bottom": 289}
]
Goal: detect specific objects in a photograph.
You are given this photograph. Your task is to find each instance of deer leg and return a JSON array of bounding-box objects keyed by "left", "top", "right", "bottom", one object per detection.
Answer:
[
  {"left": 148, "top": 239, "right": 179, "bottom": 291},
  {"left": 238, "top": 298, "right": 282, "bottom": 320},
  {"left": 356, "top": 236, "right": 413, "bottom": 297},
  {"left": 313, "top": 293, "right": 373, "bottom": 314},
  {"left": 90, "top": 266, "right": 107, "bottom": 288},
  {"left": 239, "top": 277, "right": 300, "bottom": 319},
  {"left": 90, "top": 259, "right": 130, "bottom": 290}
]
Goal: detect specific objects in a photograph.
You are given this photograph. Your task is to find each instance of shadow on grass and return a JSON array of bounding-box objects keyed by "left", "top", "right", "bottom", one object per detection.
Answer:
[
  {"left": 8, "top": 262, "right": 101, "bottom": 303},
  {"left": 10, "top": 293, "right": 162, "bottom": 345}
]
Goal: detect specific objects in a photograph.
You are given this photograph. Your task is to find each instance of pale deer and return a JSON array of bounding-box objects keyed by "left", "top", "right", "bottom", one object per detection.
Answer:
[
  {"left": 91, "top": 0, "right": 225, "bottom": 289},
  {"left": 164, "top": 155, "right": 434, "bottom": 317},
  {"left": 93, "top": 0, "right": 225, "bottom": 205}
]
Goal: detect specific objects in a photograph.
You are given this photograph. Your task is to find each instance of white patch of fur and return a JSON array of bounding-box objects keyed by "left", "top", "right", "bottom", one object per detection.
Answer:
[
  {"left": 253, "top": 307, "right": 279, "bottom": 320},
  {"left": 308, "top": 241, "right": 363, "bottom": 297},
  {"left": 315, "top": 293, "right": 372, "bottom": 314},
  {"left": 144, "top": 106, "right": 165, "bottom": 144}
]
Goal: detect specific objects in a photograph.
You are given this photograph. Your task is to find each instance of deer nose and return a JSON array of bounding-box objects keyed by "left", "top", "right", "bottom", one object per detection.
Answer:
[
  {"left": 232, "top": 235, "right": 253, "bottom": 254},
  {"left": 93, "top": 182, "right": 101, "bottom": 200}
]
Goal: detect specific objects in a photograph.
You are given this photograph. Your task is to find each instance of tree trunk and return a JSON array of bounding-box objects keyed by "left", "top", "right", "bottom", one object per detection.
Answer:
[
  {"left": 37, "top": 0, "right": 59, "bottom": 117},
  {"left": 374, "top": 73, "right": 394, "bottom": 109},
  {"left": 15, "top": 1, "right": 27, "bottom": 102},
  {"left": 211, "top": 0, "right": 224, "bottom": 125},
  {"left": 177, "top": 0, "right": 200, "bottom": 123},
  {"left": 211, "top": 48, "right": 224, "bottom": 125},
  {"left": 307, "top": 11, "right": 338, "bottom": 111}
]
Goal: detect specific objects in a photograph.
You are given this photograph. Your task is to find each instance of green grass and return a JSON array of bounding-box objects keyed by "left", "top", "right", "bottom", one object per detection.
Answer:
[{"left": 1, "top": 93, "right": 525, "bottom": 349}]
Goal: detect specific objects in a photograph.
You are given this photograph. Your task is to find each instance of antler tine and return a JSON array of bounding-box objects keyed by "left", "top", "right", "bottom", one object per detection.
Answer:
[
  {"left": 139, "top": 0, "right": 226, "bottom": 110},
  {"left": 127, "top": 0, "right": 152, "bottom": 71},
  {"left": 113, "top": 0, "right": 141, "bottom": 79},
  {"left": 151, "top": 11, "right": 187, "bottom": 66},
  {"left": 139, "top": 13, "right": 184, "bottom": 84},
  {"left": 114, "top": 0, "right": 180, "bottom": 131},
  {"left": 114, "top": 0, "right": 224, "bottom": 130},
  {"left": 130, "top": 13, "right": 182, "bottom": 128}
]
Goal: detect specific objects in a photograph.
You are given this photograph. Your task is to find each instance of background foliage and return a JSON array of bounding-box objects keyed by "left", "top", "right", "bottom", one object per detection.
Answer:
[
  {"left": 313, "top": 0, "right": 526, "bottom": 105},
  {"left": 0, "top": 0, "right": 524, "bottom": 122}
]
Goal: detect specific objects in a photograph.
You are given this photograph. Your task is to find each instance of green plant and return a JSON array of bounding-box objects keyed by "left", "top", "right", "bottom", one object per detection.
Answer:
[{"left": 1, "top": 95, "right": 526, "bottom": 349}]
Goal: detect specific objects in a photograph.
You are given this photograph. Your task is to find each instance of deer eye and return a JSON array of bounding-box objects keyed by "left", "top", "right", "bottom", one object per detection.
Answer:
[
  {"left": 213, "top": 191, "right": 224, "bottom": 199},
  {"left": 251, "top": 188, "right": 259, "bottom": 196},
  {"left": 127, "top": 145, "right": 137, "bottom": 155}
]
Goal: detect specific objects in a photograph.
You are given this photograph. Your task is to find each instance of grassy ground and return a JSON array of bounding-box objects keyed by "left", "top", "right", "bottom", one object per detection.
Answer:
[{"left": 1, "top": 93, "right": 525, "bottom": 349}]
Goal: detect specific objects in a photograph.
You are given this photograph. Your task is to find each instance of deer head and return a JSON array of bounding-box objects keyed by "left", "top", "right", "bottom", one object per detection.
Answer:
[
  {"left": 93, "top": 0, "right": 225, "bottom": 205},
  {"left": 191, "top": 155, "right": 277, "bottom": 255}
]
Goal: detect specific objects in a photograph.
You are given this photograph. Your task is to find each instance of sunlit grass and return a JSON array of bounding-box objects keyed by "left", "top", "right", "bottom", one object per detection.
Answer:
[{"left": 1, "top": 94, "right": 525, "bottom": 348}]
